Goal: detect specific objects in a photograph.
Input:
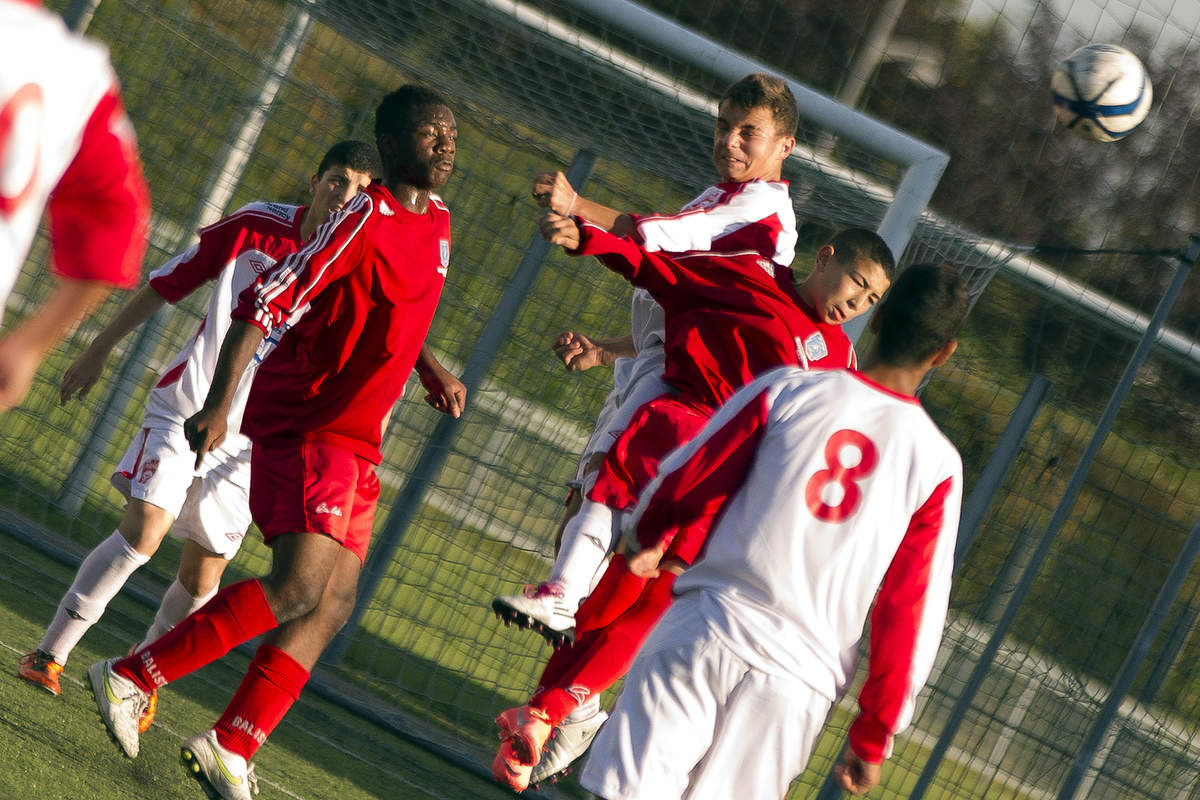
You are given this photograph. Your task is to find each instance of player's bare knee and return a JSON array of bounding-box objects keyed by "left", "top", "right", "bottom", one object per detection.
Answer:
[{"left": 260, "top": 575, "right": 325, "bottom": 623}]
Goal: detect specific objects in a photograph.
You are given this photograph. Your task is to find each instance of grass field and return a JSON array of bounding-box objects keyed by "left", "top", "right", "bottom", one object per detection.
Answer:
[{"left": 0, "top": 531, "right": 531, "bottom": 800}]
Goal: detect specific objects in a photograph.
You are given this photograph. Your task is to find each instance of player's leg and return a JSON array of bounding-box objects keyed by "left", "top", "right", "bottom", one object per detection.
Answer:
[
  {"left": 578, "top": 600, "right": 730, "bottom": 800},
  {"left": 21, "top": 426, "right": 192, "bottom": 694},
  {"left": 180, "top": 448, "right": 375, "bottom": 800},
  {"left": 682, "top": 668, "right": 830, "bottom": 800}
]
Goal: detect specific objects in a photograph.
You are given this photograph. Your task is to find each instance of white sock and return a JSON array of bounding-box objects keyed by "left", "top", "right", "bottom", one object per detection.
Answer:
[
  {"left": 550, "top": 499, "right": 617, "bottom": 610},
  {"left": 136, "top": 577, "right": 217, "bottom": 650},
  {"left": 39, "top": 530, "right": 150, "bottom": 665}
]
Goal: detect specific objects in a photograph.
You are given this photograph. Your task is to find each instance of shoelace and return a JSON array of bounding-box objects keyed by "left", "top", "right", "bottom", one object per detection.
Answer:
[{"left": 246, "top": 763, "right": 260, "bottom": 796}]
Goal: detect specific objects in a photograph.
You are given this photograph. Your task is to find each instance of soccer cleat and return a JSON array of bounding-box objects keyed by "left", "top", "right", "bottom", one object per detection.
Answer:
[
  {"left": 492, "top": 737, "right": 533, "bottom": 792},
  {"left": 138, "top": 688, "right": 159, "bottom": 734},
  {"left": 530, "top": 697, "right": 608, "bottom": 786},
  {"left": 180, "top": 730, "right": 260, "bottom": 800},
  {"left": 495, "top": 704, "right": 553, "bottom": 766},
  {"left": 18, "top": 650, "right": 63, "bottom": 697},
  {"left": 87, "top": 658, "right": 150, "bottom": 758},
  {"left": 491, "top": 582, "right": 576, "bottom": 647}
]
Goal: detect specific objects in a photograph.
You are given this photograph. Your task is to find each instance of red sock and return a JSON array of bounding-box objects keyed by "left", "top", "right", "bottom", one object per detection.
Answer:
[
  {"left": 113, "top": 579, "right": 278, "bottom": 693},
  {"left": 214, "top": 644, "right": 310, "bottom": 760},
  {"left": 533, "top": 572, "right": 677, "bottom": 725},
  {"left": 532, "top": 554, "right": 646, "bottom": 695}
]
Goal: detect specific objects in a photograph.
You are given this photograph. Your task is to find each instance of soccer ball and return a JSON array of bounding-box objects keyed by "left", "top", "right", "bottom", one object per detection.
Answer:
[{"left": 1051, "top": 44, "right": 1152, "bottom": 142}]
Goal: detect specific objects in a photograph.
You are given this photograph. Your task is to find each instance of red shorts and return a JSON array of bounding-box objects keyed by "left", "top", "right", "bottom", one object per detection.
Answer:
[
  {"left": 248, "top": 440, "right": 380, "bottom": 563},
  {"left": 588, "top": 393, "right": 713, "bottom": 513}
]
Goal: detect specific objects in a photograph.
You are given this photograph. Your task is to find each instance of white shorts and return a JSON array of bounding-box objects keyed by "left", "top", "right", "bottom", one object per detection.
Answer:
[
  {"left": 572, "top": 353, "right": 672, "bottom": 487},
  {"left": 580, "top": 597, "right": 831, "bottom": 800},
  {"left": 111, "top": 423, "right": 252, "bottom": 559}
]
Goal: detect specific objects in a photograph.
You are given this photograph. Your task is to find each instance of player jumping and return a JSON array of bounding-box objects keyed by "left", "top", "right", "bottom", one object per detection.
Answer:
[
  {"left": 580, "top": 262, "right": 969, "bottom": 799},
  {"left": 492, "top": 73, "right": 894, "bottom": 790}
]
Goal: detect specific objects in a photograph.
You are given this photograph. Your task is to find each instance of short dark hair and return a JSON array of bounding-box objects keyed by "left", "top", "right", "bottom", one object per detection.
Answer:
[
  {"left": 317, "top": 140, "right": 382, "bottom": 180},
  {"left": 374, "top": 84, "right": 451, "bottom": 143},
  {"left": 720, "top": 72, "right": 799, "bottom": 138},
  {"left": 875, "top": 263, "right": 969, "bottom": 366},
  {"left": 829, "top": 227, "right": 896, "bottom": 280}
]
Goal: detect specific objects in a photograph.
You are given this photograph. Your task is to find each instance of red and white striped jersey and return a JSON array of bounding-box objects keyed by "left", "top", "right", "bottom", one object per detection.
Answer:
[
  {"left": 625, "top": 178, "right": 796, "bottom": 360},
  {"left": 628, "top": 367, "right": 962, "bottom": 763},
  {"left": 0, "top": 0, "right": 148, "bottom": 316},
  {"left": 143, "top": 202, "right": 307, "bottom": 442},
  {"left": 233, "top": 182, "right": 450, "bottom": 463},
  {"left": 574, "top": 222, "right": 853, "bottom": 410}
]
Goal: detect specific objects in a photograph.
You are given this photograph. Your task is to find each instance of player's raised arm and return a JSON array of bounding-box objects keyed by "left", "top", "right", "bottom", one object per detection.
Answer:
[
  {"left": 416, "top": 345, "right": 466, "bottom": 418},
  {"left": 531, "top": 171, "right": 634, "bottom": 236},
  {"left": 60, "top": 284, "right": 166, "bottom": 404}
]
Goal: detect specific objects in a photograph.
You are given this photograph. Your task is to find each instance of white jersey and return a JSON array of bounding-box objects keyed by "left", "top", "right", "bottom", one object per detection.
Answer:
[
  {"left": 0, "top": 0, "right": 146, "bottom": 311},
  {"left": 144, "top": 202, "right": 308, "bottom": 443},
  {"left": 626, "top": 367, "right": 962, "bottom": 761}
]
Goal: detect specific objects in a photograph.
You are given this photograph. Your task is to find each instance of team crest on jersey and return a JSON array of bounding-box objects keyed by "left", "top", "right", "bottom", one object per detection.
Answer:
[
  {"left": 798, "top": 332, "right": 828, "bottom": 362},
  {"left": 438, "top": 240, "right": 450, "bottom": 275},
  {"left": 681, "top": 185, "right": 725, "bottom": 212},
  {"left": 138, "top": 458, "right": 159, "bottom": 484}
]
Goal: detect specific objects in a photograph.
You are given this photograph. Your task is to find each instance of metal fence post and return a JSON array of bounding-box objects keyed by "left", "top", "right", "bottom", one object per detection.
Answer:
[
  {"left": 906, "top": 237, "right": 1197, "bottom": 800},
  {"left": 322, "top": 149, "right": 598, "bottom": 667},
  {"left": 54, "top": 4, "right": 314, "bottom": 514}
]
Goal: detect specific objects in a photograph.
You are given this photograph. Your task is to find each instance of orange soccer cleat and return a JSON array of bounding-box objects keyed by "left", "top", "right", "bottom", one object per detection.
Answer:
[
  {"left": 495, "top": 704, "right": 553, "bottom": 765},
  {"left": 492, "top": 737, "right": 533, "bottom": 792},
  {"left": 18, "top": 650, "right": 64, "bottom": 697},
  {"left": 138, "top": 688, "right": 158, "bottom": 734}
]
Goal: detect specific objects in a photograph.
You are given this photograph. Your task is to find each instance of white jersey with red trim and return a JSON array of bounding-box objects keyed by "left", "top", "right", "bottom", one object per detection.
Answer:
[
  {"left": 622, "top": 178, "right": 796, "bottom": 381},
  {"left": 142, "top": 201, "right": 307, "bottom": 443},
  {"left": 0, "top": 1, "right": 147, "bottom": 311},
  {"left": 627, "top": 366, "right": 961, "bottom": 761}
]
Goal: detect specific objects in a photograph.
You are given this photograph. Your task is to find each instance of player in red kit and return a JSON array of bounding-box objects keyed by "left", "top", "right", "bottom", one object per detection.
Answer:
[
  {"left": 0, "top": 0, "right": 150, "bottom": 411},
  {"left": 18, "top": 142, "right": 378, "bottom": 722},
  {"left": 581, "top": 263, "right": 969, "bottom": 799},
  {"left": 491, "top": 75, "right": 894, "bottom": 790},
  {"left": 85, "top": 86, "right": 464, "bottom": 800}
]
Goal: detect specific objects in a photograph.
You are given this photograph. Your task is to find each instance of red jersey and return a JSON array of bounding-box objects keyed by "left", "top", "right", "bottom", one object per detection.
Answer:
[
  {"left": 573, "top": 222, "right": 854, "bottom": 411},
  {"left": 145, "top": 201, "right": 307, "bottom": 440},
  {"left": 232, "top": 182, "right": 451, "bottom": 463},
  {"left": 629, "top": 367, "right": 962, "bottom": 762}
]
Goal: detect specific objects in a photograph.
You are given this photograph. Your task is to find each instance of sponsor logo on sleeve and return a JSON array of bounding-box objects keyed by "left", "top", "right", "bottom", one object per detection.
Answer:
[
  {"left": 438, "top": 239, "right": 450, "bottom": 276},
  {"left": 263, "top": 202, "right": 294, "bottom": 220},
  {"left": 756, "top": 258, "right": 775, "bottom": 278}
]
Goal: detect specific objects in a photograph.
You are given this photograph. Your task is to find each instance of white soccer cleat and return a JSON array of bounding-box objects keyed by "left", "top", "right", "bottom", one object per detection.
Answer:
[
  {"left": 181, "top": 730, "right": 260, "bottom": 800},
  {"left": 491, "top": 581, "right": 576, "bottom": 646},
  {"left": 87, "top": 658, "right": 150, "bottom": 759},
  {"left": 530, "top": 696, "right": 608, "bottom": 786}
]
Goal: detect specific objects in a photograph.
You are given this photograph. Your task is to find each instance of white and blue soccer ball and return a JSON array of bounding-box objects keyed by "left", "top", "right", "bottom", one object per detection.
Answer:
[{"left": 1051, "top": 43, "right": 1153, "bottom": 142}]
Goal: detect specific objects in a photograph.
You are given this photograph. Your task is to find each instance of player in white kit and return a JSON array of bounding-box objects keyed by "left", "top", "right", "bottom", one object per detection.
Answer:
[
  {"left": 580, "top": 262, "right": 969, "bottom": 800},
  {"left": 18, "top": 143, "right": 379, "bottom": 726},
  {"left": 0, "top": 0, "right": 149, "bottom": 411}
]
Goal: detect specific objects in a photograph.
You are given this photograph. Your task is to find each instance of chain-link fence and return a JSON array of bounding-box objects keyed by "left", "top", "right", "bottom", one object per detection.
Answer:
[{"left": 5, "top": 1, "right": 1199, "bottom": 798}]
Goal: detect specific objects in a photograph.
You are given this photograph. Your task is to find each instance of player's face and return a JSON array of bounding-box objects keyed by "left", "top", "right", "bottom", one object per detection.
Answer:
[
  {"left": 385, "top": 104, "right": 457, "bottom": 190},
  {"left": 712, "top": 101, "right": 795, "bottom": 183},
  {"left": 808, "top": 249, "right": 891, "bottom": 325},
  {"left": 308, "top": 166, "right": 374, "bottom": 220}
]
